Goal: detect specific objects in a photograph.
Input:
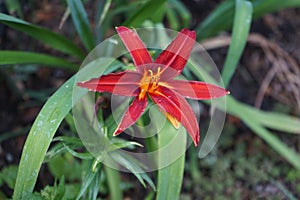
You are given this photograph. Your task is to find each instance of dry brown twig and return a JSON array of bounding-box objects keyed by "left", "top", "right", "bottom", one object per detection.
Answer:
[{"left": 200, "top": 33, "right": 300, "bottom": 111}]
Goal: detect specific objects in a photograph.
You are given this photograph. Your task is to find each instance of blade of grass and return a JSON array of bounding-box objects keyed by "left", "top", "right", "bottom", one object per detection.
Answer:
[
  {"left": 250, "top": 110, "right": 300, "bottom": 134},
  {"left": 88, "top": 167, "right": 102, "bottom": 200},
  {"left": 222, "top": 0, "right": 252, "bottom": 87},
  {"left": 169, "top": 0, "right": 191, "bottom": 28},
  {"left": 0, "top": 13, "right": 84, "bottom": 59},
  {"left": 104, "top": 166, "right": 123, "bottom": 200},
  {"left": 76, "top": 162, "right": 101, "bottom": 200},
  {"left": 227, "top": 97, "right": 300, "bottom": 134},
  {"left": 67, "top": 0, "right": 95, "bottom": 51},
  {"left": 165, "top": 7, "right": 179, "bottom": 30},
  {"left": 0, "top": 51, "right": 77, "bottom": 70},
  {"left": 188, "top": 58, "right": 300, "bottom": 135},
  {"left": 196, "top": 0, "right": 235, "bottom": 40},
  {"left": 187, "top": 57, "right": 300, "bottom": 169},
  {"left": 112, "top": 152, "right": 156, "bottom": 190},
  {"left": 97, "top": 0, "right": 112, "bottom": 27},
  {"left": 95, "top": 0, "right": 112, "bottom": 43},
  {"left": 124, "top": 0, "right": 167, "bottom": 27},
  {"left": 0, "top": 126, "right": 30, "bottom": 143},
  {"left": 13, "top": 58, "right": 115, "bottom": 199},
  {"left": 252, "top": 0, "right": 300, "bottom": 18},
  {"left": 101, "top": 2, "right": 140, "bottom": 39}
]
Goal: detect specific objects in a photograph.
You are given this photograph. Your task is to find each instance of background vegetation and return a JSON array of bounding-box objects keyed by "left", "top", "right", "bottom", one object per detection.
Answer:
[{"left": 0, "top": 0, "right": 300, "bottom": 199}]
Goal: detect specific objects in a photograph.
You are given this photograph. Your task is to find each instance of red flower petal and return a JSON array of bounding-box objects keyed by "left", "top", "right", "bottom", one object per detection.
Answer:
[
  {"left": 113, "top": 96, "right": 148, "bottom": 135},
  {"left": 116, "top": 26, "right": 153, "bottom": 71},
  {"left": 154, "top": 28, "right": 196, "bottom": 80},
  {"left": 149, "top": 86, "right": 199, "bottom": 146},
  {"left": 77, "top": 71, "right": 141, "bottom": 96},
  {"left": 166, "top": 80, "right": 230, "bottom": 100}
]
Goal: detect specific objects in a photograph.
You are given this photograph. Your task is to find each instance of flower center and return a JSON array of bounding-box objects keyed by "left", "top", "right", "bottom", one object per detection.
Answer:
[{"left": 139, "top": 67, "right": 161, "bottom": 99}]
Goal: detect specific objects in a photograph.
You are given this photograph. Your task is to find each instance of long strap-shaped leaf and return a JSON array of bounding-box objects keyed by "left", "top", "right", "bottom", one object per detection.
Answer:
[
  {"left": 196, "top": 0, "right": 300, "bottom": 40},
  {"left": 0, "top": 13, "right": 84, "bottom": 59},
  {"left": 13, "top": 58, "right": 114, "bottom": 199},
  {"left": 13, "top": 76, "right": 76, "bottom": 199},
  {"left": 221, "top": 0, "right": 252, "bottom": 87},
  {"left": 124, "top": 0, "right": 167, "bottom": 27},
  {"left": 188, "top": 59, "right": 300, "bottom": 169},
  {"left": 0, "top": 51, "right": 77, "bottom": 70},
  {"left": 230, "top": 103, "right": 300, "bottom": 169},
  {"left": 67, "top": 0, "right": 95, "bottom": 51},
  {"left": 156, "top": 115, "right": 186, "bottom": 200}
]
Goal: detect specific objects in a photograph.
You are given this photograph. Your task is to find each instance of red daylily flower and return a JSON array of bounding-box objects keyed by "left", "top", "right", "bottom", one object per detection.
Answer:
[{"left": 78, "top": 26, "right": 229, "bottom": 146}]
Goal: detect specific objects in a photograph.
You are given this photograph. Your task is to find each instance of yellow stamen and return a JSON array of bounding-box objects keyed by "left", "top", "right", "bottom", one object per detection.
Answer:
[
  {"left": 148, "top": 69, "right": 154, "bottom": 76},
  {"left": 138, "top": 67, "right": 162, "bottom": 100}
]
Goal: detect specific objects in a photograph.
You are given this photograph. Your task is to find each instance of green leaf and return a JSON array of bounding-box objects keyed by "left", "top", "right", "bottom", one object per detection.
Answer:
[
  {"left": 104, "top": 166, "right": 123, "bottom": 200},
  {"left": 0, "top": 165, "right": 18, "bottom": 189},
  {"left": 0, "top": 51, "right": 77, "bottom": 70},
  {"left": 196, "top": 0, "right": 300, "bottom": 40},
  {"left": 87, "top": 168, "right": 102, "bottom": 200},
  {"left": 167, "top": 0, "right": 191, "bottom": 29},
  {"left": 63, "top": 144, "right": 93, "bottom": 160},
  {"left": 222, "top": 0, "right": 252, "bottom": 87},
  {"left": 0, "top": 126, "right": 29, "bottom": 143},
  {"left": 196, "top": 0, "right": 235, "bottom": 40},
  {"left": 0, "top": 13, "right": 84, "bottom": 59},
  {"left": 253, "top": 111, "right": 300, "bottom": 134},
  {"left": 53, "top": 136, "right": 84, "bottom": 146},
  {"left": 227, "top": 98, "right": 300, "bottom": 134},
  {"left": 165, "top": 8, "right": 179, "bottom": 30},
  {"left": 187, "top": 61, "right": 300, "bottom": 169},
  {"left": 76, "top": 162, "right": 101, "bottom": 200},
  {"left": 112, "top": 152, "right": 156, "bottom": 190},
  {"left": 108, "top": 139, "right": 143, "bottom": 152},
  {"left": 13, "top": 58, "right": 115, "bottom": 199},
  {"left": 96, "top": 0, "right": 112, "bottom": 27},
  {"left": 48, "top": 154, "right": 81, "bottom": 181},
  {"left": 252, "top": 0, "right": 300, "bottom": 18},
  {"left": 124, "top": 0, "right": 167, "bottom": 27},
  {"left": 156, "top": 114, "right": 186, "bottom": 200},
  {"left": 67, "top": 0, "right": 95, "bottom": 51},
  {"left": 13, "top": 76, "right": 76, "bottom": 199}
]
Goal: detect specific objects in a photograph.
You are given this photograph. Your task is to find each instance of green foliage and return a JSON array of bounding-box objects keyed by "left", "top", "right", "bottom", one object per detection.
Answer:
[
  {"left": 183, "top": 124, "right": 300, "bottom": 199},
  {"left": 124, "top": 0, "right": 167, "bottom": 27},
  {"left": 0, "top": 0, "right": 299, "bottom": 199},
  {"left": 13, "top": 75, "right": 77, "bottom": 199},
  {"left": 39, "top": 177, "right": 65, "bottom": 200},
  {"left": 48, "top": 153, "right": 82, "bottom": 181},
  {"left": 0, "top": 165, "right": 18, "bottom": 189},
  {"left": 222, "top": 0, "right": 252, "bottom": 87},
  {"left": 0, "top": 51, "right": 77, "bottom": 70},
  {"left": 104, "top": 166, "right": 123, "bottom": 200},
  {"left": 156, "top": 121, "right": 186, "bottom": 200},
  {"left": 196, "top": 0, "right": 300, "bottom": 40},
  {"left": 0, "top": 13, "right": 84, "bottom": 59},
  {"left": 67, "top": 0, "right": 95, "bottom": 51},
  {"left": 188, "top": 59, "right": 300, "bottom": 170}
]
